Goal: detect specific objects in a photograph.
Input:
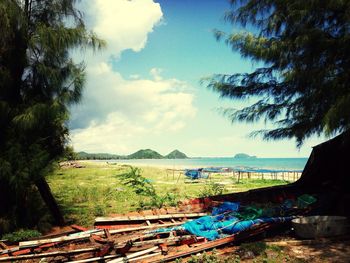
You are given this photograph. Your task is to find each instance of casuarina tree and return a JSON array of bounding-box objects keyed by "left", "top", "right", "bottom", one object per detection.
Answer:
[
  {"left": 208, "top": 0, "right": 350, "bottom": 146},
  {"left": 0, "top": 0, "right": 105, "bottom": 229}
]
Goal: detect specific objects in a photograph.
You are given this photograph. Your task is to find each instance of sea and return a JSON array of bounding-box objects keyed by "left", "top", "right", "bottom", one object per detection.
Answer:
[{"left": 101, "top": 157, "right": 308, "bottom": 172}]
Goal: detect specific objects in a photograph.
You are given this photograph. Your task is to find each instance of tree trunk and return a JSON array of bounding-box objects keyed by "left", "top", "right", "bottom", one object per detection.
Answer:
[{"left": 35, "top": 178, "right": 65, "bottom": 226}]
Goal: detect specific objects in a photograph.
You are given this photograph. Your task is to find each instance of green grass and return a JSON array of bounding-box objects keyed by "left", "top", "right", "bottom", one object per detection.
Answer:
[{"left": 47, "top": 161, "right": 289, "bottom": 226}]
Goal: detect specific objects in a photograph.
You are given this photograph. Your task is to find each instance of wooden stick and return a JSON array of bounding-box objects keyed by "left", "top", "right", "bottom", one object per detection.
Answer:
[
  {"left": 148, "top": 223, "right": 273, "bottom": 263},
  {"left": 95, "top": 213, "right": 207, "bottom": 223},
  {"left": 129, "top": 252, "right": 162, "bottom": 262},
  {"left": 0, "top": 247, "right": 100, "bottom": 262},
  {"left": 66, "top": 254, "right": 119, "bottom": 263},
  {"left": 108, "top": 246, "right": 159, "bottom": 263},
  {"left": 19, "top": 229, "right": 103, "bottom": 248},
  {"left": 132, "top": 235, "right": 194, "bottom": 246},
  {"left": 107, "top": 221, "right": 183, "bottom": 234}
]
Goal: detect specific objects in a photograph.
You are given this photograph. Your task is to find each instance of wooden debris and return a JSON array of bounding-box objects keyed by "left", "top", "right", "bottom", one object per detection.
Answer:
[
  {"left": 148, "top": 223, "right": 273, "bottom": 262},
  {"left": 71, "top": 224, "right": 89, "bottom": 232},
  {"left": 19, "top": 229, "right": 103, "bottom": 248},
  {"left": 0, "top": 247, "right": 100, "bottom": 262},
  {"left": 95, "top": 212, "right": 207, "bottom": 223},
  {"left": 103, "top": 221, "right": 183, "bottom": 233},
  {"left": 109, "top": 246, "right": 159, "bottom": 263},
  {"left": 66, "top": 254, "right": 119, "bottom": 263},
  {"left": 0, "top": 197, "right": 300, "bottom": 262},
  {"left": 129, "top": 251, "right": 162, "bottom": 262},
  {"left": 132, "top": 235, "right": 194, "bottom": 247}
]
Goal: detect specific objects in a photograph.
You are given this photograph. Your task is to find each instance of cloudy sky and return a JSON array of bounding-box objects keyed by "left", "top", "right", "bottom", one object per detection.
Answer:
[{"left": 69, "top": 0, "right": 325, "bottom": 158}]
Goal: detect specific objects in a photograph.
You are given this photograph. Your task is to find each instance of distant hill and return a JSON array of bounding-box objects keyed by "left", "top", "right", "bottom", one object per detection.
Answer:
[
  {"left": 233, "top": 153, "right": 257, "bottom": 159},
  {"left": 165, "top": 150, "right": 188, "bottom": 159},
  {"left": 76, "top": 152, "right": 123, "bottom": 160},
  {"left": 127, "top": 149, "right": 163, "bottom": 159}
]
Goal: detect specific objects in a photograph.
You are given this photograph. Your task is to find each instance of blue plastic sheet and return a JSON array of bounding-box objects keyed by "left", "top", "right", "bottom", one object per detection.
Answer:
[
  {"left": 185, "top": 169, "right": 209, "bottom": 179},
  {"left": 148, "top": 195, "right": 315, "bottom": 240},
  {"left": 212, "top": 202, "right": 240, "bottom": 215},
  {"left": 182, "top": 215, "right": 293, "bottom": 240}
]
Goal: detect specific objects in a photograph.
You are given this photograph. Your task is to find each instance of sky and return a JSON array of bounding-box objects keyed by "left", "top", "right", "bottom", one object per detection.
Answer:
[{"left": 69, "top": 0, "right": 325, "bottom": 158}]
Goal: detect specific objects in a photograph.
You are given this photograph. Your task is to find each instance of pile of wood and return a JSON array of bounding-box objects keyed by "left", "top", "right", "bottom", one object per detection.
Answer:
[{"left": 0, "top": 206, "right": 282, "bottom": 263}]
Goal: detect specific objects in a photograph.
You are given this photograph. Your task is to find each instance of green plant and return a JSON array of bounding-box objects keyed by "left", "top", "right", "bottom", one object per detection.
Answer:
[
  {"left": 2, "top": 229, "right": 41, "bottom": 242},
  {"left": 199, "top": 182, "right": 225, "bottom": 197},
  {"left": 187, "top": 251, "right": 221, "bottom": 263},
  {"left": 119, "top": 166, "right": 180, "bottom": 209}
]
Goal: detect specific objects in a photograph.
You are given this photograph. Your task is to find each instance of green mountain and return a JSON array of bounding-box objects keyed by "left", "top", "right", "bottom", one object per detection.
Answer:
[
  {"left": 233, "top": 153, "right": 257, "bottom": 159},
  {"left": 127, "top": 149, "right": 163, "bottom": 159},
  {"left": 165, "top": 150, "right": 188, "bottom": 159},
  {"left": 76, "top": 152, "right": 123, "bottom": 160}
]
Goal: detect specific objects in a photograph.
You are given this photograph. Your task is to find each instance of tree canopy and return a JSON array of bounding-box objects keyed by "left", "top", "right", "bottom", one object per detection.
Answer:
[
  {"left": 208, "top": 0, "right": 350, "bottom": 146},
  {"left": 0, "top": 0, "right": 104, "bottom": 230}
]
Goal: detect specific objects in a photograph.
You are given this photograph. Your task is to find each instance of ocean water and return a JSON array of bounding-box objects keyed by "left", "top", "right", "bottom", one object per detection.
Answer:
[{"left": 103, "top": 157, "right": 308, "bottom": 172}]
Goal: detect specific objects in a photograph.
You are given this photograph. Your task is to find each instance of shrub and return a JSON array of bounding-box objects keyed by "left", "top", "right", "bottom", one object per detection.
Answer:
[{"left": 2, "top": 229, "right": 41, "bottom": 242}]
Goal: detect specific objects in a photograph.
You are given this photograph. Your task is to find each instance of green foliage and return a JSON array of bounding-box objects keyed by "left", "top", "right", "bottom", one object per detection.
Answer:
[
  {"left": 199, "top": 181, "right": 225, "bottom": 197},
  {"left": 165, "top": 149, "right": 188, "bottom": 159},
  {"left": 187, "top": 251, "right": 221, "bottom": 263},
  {"left": 0, "top": 0, "right": 104, "bottom": 229},
  {"left": 119, "top": 166, "right": 180, "bottom": 209},
  {"left": 2, "top": 229, "right": 41, "bottom": 242},
  {"left": 208, "top": 0, "right": 350, "bottom": 145},
  {"left": 62, "top": 146, "right": 78, "bottom": 161},
  {"left": 76, "top": 151, "right": 124, "bottom": 160},
  {"left": 46, "top": 162, "right": 286, "bottom": 226},
  {"left": 185, "top": 250, "right": 241, "bottom": 263},
  {"left": 127, "top": 149, "right": 164, "bottom": 159},
  {"left": 75, "top": 149, "right": 189, "bottom": 160}
]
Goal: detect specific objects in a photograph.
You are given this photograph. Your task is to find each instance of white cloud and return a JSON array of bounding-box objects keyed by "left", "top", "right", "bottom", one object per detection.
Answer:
[
  {"left": 81, "top": 0, "right": 163, "bottom": 57},
  {"left": 69, "top": 0, "right": 197, "bottom": 154}
]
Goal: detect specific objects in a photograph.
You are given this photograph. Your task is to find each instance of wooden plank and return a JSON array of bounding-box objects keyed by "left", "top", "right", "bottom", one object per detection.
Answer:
[
  {"left": 148, "top": 235, "right": 237, "bottom": 263},
  {"left": 129, "top": 252, "right": 162, "bottom": 262},
  {"left": 71, "top": 224, "right": 89, "bottom": 232},
  {"left": 0, "top": 247, "right": 100, "bottom": 262},
  {"left": 148, "top": 223, "right": 273, "bottom": 263},
  {"left": 19, "top": 229, "right": 103, "bottom": 248},
  {"left": 66, "top": 254, "right": 119, "bottom": 263},
  {"left": 107, "top": 222, "right": 183, "bottom": 234},
  {"left": 0, "top": 242, "right": 8, "bottom": 250},
  {"left": 95, "top": 213, "right": 207, "bottom": 223},
  {"left": 108, "top": 246, "right": 159, "bottom": 263},
  {"left": 132, "top": 235, "right": 194, "bottom": 247}
]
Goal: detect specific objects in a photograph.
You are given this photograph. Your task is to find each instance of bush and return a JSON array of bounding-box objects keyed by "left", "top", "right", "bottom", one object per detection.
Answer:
[
  {"left": 199, "top": 182, "right": 225, "bottom": 197},
  {"left": 119, "top": 166, "right": 180, "bottom": 209},
  {"left": 2, "top": 229, "right": 41, "bottom": 242}
]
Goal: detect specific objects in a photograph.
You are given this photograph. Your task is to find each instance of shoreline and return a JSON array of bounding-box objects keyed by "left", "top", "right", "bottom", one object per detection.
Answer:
[{"left": 77, "top": 159, "right": 304, "bottom": 173}]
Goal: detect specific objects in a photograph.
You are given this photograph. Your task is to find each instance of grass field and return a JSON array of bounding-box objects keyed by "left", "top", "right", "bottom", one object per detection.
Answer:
[{"left": 47, "top": 161, "right": 289, "bottom": 226}]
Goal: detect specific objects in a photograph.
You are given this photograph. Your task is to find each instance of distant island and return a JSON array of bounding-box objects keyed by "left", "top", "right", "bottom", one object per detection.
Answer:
[
  {"left": 165, "top": 150, "right": 188, "bottom": 159},
  {"left": 233, "top": 153, "right": 257, "bottom": 159},
  {"left": 128, "top": 149, "right": 163, "bottom": 159},
  {"left": 76, "top": 149, "right": 188, "bottom": 160}
]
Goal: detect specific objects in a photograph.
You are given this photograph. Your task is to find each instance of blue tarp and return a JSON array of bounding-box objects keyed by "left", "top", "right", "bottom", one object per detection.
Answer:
[
  {"left": 149, "top": 197, "right": 316, "bottom": 240},
  {"left": 182, "top": 214, "right": 293, "bottom": 240},
  {"left": 185, "top": 169, "right": 209, "bottom": 179}
]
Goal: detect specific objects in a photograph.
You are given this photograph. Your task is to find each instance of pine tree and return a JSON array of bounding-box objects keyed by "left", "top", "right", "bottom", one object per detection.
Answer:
[
  {"left": 0, "top": 0, "right": 105, "bottom": 228},
  {"left": 208, "top": 0, "right": 350, "bottom": 146}
]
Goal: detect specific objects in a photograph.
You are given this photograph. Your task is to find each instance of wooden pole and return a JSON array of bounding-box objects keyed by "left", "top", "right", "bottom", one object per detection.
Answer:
[{"left": 0, "top": 247, "right": 100, "bottom": 262}]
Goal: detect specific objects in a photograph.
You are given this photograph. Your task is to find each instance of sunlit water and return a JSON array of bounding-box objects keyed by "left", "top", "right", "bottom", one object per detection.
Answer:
[{"left": 94, "top": 157, "right": 307, "bottom": 172}]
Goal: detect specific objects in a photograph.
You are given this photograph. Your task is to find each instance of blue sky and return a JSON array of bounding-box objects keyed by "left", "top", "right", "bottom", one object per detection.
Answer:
[{"left": 70, "top": 0, "right": 325, "bottom": 157}]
